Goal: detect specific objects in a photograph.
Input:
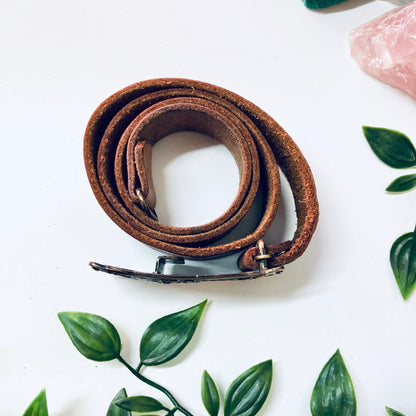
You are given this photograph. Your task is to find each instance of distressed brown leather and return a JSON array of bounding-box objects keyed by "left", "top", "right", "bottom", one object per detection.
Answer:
[{"left": 84, "top": 78, "right": 319, "bottom": 275}]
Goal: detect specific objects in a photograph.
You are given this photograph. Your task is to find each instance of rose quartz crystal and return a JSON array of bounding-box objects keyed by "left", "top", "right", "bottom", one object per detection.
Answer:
[{"left": 350, "top": 1, "right": 416, "bottom": 100}]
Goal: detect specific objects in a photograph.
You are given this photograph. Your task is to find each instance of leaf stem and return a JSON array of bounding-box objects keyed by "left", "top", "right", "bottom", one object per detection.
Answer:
[{"left": 117, "top": 356, "right": 193, "bottom": 416}]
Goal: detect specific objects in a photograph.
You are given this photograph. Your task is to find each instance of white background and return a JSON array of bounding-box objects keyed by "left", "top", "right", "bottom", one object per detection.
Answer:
[{"left": 2, "top": 0, "right": 416, "bottom": 414}]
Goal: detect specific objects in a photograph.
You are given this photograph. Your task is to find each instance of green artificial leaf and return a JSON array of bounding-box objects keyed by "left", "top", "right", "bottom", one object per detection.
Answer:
[
  {"left": 115, "top": 396, "right": 166, "bottom": 413},
  {"left": 23, "top": 389, "right": 49, "bottom": 416},
  {"left": 303, "top": 0, "right": 348, "bottom": 9},
  {"left": 140, "top": 300, "right": 207, "bottom": 366},
  {"left": 107, "top": 388, "right": 131, "bottom": 416},
  {"left": 386, "top": 407, "right": 407, "bottom": 416},
  {"left": 390, "top": 226, "right": 416, "bottom": 300},
  {"left": 201, "top": 370, "right": 220, "bottom": 416},
  {"left": 58, "top": 311, "right": 121, "bottom": 361},
  {"left": 310, "top": 350, "right": 356, "bottom": 416},
  {"left": 386, "top": 174, "right": 416, "bottom": 193},
  {"left": 224, "top": 360, "right": 273, "bottom": 416},
  {"left": 363, "top": 126, "right": 416, "bottom": 169}
]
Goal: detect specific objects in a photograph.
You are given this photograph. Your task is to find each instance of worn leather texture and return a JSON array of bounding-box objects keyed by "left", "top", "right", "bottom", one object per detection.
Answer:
[{"left": 84, "top": 78, "right": 319, "bottom": 274}]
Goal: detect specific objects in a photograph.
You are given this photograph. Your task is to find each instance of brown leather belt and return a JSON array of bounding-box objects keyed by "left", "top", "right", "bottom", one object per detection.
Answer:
[{"left": 84, "top": 78, "right": 319, "bottom": 283}]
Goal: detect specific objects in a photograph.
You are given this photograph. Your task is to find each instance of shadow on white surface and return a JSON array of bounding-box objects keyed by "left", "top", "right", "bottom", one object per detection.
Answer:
[
  {"left": 56, "top": 400, "right": 86, "bottom": 416},
  {"left": 152, "top": 131, "right": 239, "bottom": 228}
]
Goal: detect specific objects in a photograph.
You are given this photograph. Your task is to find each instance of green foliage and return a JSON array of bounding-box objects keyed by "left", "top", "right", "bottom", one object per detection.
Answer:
[
  {"left": 201, "top": 370, "right": 220, "bottom": 416},
  {"left": 58, "top": 311, "right": 121, "bottom": 361},
  {"left": 310, "top": 350, "right": 356, "bottom": 416},
  {"left": 46, "top": 302, "right": 416, "bottom": 416},
  {"left": 224, "top": 360, "right": 273, "bottom": 416},
  {"left": 56, "top": 301, "right": 208, "bottom": 415},
  {"left": 115, "top": 396, "right": 166, "bottom": 413},
  {"left": 363, "top": 126, "right": 416, "bottom": 169},
  {"left": 140, "top": 300, "right": 207, "bottom": 366},
  {"left": 390, "top": 226, "right": 416, "bottom": 300},
  {"left": 302, "top": 0, "right": 348, "bottom": 9},
  {"left": 386, "top": 174, "right": 416, "bottom": 193},
  {"left": 22, "top": 389, "right": 48, "bottom": 416},
  {"left": 386, "top": 407, "right": 407, "bottom": 416},
  {"left": 363, "top": 126, "right": 416, "bottom": 194},
  {"left": 107, "top": 388, "right": 131, "bottom": 416},
  {"left": 57, "top": 301, "right": 275, "bottom": 416},
  {"left": 363, "top": 125, "right": 416, "bottom": 301}
]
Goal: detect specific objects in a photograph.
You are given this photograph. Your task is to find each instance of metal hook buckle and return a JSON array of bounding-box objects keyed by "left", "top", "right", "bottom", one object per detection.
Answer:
[{"left": 135, "top": 188, "right": 158, "bottom": 221}]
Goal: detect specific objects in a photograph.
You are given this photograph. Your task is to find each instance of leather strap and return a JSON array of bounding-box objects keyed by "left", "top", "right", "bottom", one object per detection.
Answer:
[{"left": 84, "top": 78, "right": 319, "bottom": 280}]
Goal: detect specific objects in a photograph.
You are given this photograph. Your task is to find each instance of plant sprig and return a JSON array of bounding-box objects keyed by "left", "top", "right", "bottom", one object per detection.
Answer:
[
  {"left": 363, "top": 126, "right": 416, "bottom": 300},
  {"left": 363, "top": 126, "right": 416, "bottom": 193},
  {"left": 58, "top": 301, "right": 207, "bottom": 416},
  {"left": 21, "top": 346, "right": 410, "bottom": 416},
  {"left": 55, "top": 300, "right": 272, "bottom": 416}
]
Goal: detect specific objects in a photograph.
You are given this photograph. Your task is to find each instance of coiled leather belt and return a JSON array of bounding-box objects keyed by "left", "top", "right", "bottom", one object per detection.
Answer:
[{"left": 84, "top": 78, "right": 319, "bottom": 283}]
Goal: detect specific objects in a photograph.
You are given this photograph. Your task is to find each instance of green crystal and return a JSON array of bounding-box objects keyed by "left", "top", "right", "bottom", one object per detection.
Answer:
[{"left": 303, "top": 0, "right": 349, "bottom": 9}]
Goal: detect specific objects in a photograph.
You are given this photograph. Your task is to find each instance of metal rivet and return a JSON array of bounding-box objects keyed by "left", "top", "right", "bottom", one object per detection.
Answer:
[
  {"left": 254, "top": 240, "right": 272, "bottom": 271},
  {"left": 135, "top": 188, "right": 158, "bottom": 221}
]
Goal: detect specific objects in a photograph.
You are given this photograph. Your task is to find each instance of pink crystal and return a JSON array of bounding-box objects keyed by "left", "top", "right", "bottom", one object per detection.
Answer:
[{"left": 349, "top": 2, "right": 416, "bottom": 100}]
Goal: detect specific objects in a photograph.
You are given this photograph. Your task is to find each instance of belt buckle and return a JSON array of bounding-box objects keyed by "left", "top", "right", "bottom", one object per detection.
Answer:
[{"left": 89, "top": 240, "right": 284, "bottom": 284}]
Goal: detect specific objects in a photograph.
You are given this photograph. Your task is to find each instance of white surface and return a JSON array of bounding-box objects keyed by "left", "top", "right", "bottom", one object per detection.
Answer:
[{"left": 2, "top": 0, "right": 416, "bottom": 414}]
